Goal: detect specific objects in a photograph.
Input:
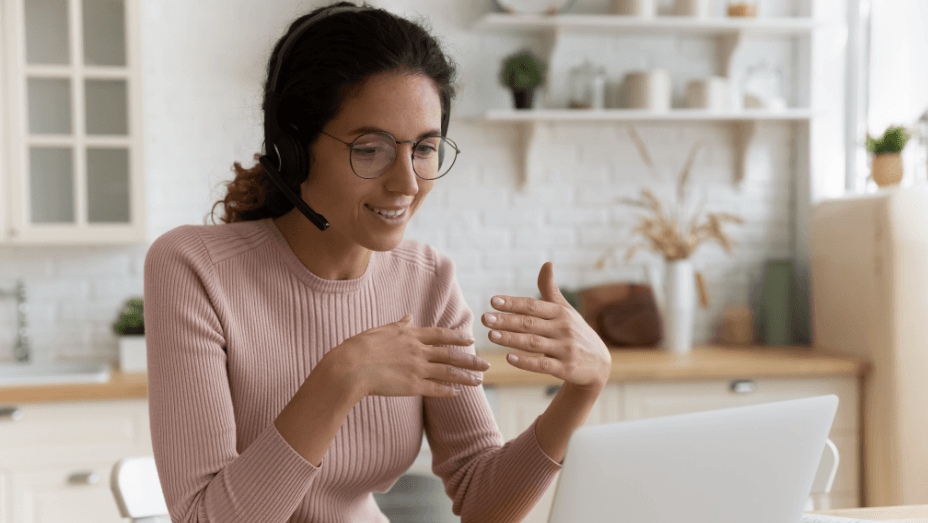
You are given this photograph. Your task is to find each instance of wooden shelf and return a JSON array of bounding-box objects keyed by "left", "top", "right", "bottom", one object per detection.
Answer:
[
  {"left": 483, "top": 108, "right": 814, "bottom": 122},
  {"left": 474, "top": 13, "right": 818, "bottom": 35}
]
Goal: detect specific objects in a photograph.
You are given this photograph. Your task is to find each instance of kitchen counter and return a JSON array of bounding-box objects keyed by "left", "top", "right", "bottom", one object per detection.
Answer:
[
  {"left": 0, "top": 368, "right": 147, "bottom": 403},
  {"left": 477, "top": 344, "right": 872, "bottom": 386},
  {"left": 0, "top": 345, "right": 870, "bottom": 402}
]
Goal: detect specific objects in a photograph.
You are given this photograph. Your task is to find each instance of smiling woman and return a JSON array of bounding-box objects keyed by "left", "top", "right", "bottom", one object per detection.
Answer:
[{"left": 143, "top": 2, "right": 609, "bottom": 523}]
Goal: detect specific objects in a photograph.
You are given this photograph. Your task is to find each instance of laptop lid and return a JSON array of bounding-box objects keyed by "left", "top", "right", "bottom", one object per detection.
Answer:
[{"left": 547, "top": 395, "right": 838, "bottom": 523}]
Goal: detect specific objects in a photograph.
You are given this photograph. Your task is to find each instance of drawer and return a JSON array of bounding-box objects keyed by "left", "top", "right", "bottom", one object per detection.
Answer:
[
  {"left": 622, "top": 377, "right": 859, "bottom": 434},
  {"left": 0, "top": 399, "right": 149, "bottom": 467},
  {"left": 491, "top": 383, "right": 622, "bottom": 441},
  {"left": 10, "top": 462, "right": 125, "bottom": 523}
]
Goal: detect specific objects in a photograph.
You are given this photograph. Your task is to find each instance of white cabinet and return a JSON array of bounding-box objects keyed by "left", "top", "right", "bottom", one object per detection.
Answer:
[
  {"left": 487, "top": 376, "right": 861, "bottom": 523},
  {"left": 0, "top": 398, "right": 152, "bottom": 522},
  {"left": 0, "top": 0, "right": 147, "bottom": 245}
]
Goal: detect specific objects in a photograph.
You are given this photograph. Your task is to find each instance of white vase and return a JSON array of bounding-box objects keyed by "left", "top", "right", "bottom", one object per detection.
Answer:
[
  {"left": 663, "top": 259, "right": 695, "bottom": 354},
  {"left": 118, "top": 335, "right": 147, "bottom": 372}
]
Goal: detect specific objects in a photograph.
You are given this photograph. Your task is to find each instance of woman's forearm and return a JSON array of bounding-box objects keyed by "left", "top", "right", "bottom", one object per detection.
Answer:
[
  {"left": 534, "top": 382, "right": 604, "bottom": 463},
  {"left": 274, "top": 352, "right": 362, "bottom": 466}
]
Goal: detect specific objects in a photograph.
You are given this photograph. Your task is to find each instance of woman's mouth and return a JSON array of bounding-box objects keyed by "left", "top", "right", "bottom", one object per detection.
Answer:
[{"left": 365, "top": 204, "right": 408, "bottom": 223}]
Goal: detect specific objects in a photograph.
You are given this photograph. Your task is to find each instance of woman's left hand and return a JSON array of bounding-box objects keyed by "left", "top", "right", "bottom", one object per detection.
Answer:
[{"left": 481, "top": 262, "right": 612, "bottom": 391}]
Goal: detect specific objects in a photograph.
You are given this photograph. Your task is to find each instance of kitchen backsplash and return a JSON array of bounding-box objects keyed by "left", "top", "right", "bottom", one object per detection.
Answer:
[{"left": 0, "top": 0, "right": 796, "bottom": 362}]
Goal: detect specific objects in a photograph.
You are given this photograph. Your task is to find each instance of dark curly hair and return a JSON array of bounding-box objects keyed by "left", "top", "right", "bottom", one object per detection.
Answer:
[{"left": 205, "top": 1, "right": 458, "bottom": 225}]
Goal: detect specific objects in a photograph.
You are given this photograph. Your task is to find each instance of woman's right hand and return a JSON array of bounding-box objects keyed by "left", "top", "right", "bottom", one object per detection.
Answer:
[{"left": 327, "top": 314, "right": 489, "bottom": 400}]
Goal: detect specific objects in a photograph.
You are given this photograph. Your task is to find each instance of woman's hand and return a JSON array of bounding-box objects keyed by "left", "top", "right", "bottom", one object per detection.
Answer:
[
  {"left": 325, "top": 315, "right": 490, "bottom": 401},
  {"left": 481, "top": 262, "right": 611, "bottom": 391}
]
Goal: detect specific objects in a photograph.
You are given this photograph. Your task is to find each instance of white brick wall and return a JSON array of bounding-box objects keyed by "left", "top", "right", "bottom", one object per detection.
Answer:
[{"left": 1, "top": 0, "right": 804, "bottom": 362}]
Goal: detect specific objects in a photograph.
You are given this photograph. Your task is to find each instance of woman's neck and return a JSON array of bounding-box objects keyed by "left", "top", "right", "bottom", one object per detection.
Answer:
[{"left": 272, "top": 210, "right": 372, "bottom": 281}]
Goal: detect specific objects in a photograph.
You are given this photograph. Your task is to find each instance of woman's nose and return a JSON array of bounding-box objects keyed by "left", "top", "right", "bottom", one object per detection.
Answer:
[{"left": 383, "top": 146, "right": 420, "bottom": 195}]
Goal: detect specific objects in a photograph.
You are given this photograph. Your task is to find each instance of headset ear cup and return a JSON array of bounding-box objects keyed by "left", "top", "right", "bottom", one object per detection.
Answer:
[{"left": 275, "top": 132, "right": 306, "bottom": 192}]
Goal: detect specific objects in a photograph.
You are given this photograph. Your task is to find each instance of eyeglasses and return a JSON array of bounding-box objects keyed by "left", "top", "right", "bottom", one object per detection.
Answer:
[{"left": 319, "top": 130, "right": 460, "bottom": 180}]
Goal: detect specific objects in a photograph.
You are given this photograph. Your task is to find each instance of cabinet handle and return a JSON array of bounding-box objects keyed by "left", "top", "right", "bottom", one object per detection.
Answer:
[
  {"left": 545, "top": 384, "right": 561, "bottom": 397},
  {"left": 67, "top": 471, "right": 101, "bottom": 485},
  {"left": 0, "top": 406, "right": 23, "bottom": 421},
  {"left": 730, "top": 380, "right": 757, "bottom": 394}
]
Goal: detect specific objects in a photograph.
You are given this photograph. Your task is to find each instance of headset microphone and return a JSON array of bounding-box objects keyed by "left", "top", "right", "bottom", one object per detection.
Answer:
[{"left": 258, "top": 5, "right": 363, "bottom": 231}]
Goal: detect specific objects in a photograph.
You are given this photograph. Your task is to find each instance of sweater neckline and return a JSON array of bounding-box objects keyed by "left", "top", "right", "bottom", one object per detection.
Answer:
[{"left": 257, "top": 217, "right": 376, "bottom": 293}]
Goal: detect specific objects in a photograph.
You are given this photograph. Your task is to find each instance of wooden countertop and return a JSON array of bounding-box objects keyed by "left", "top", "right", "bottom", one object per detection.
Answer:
[
  {"left": 0, "top": 345, "right": 870, "bottom": 403},
  {"left": 810, "top": 504, "right": 928, "bottom": 521},
  {"left": 476, "top": 344, "right": 872, "bottom": 386},
  {"left": 0, "top": 368, "right": 148, "bottom": 403}
]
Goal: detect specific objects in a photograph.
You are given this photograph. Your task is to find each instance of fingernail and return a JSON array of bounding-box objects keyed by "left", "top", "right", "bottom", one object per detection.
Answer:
[
  {"left": 491, "top": 296, "right": 505, "bottom": 307},
  {"left": 490, "top": 330, "right": 502, "bottom": 341},
  {"left": 474, "top": 376, "right": 483, "bottom": 384},
  {"left": 507, "top": 353, "right": 519, "bottom": 363},
  {"left": 484, "top": 313, "right": 497, "bottom": 323}
]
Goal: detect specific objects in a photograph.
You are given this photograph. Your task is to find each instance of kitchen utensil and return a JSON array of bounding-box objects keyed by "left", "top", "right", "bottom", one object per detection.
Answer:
[
  {"left": 624, "top": 69, "right": 671, "bottom": 111},
  {"left": 685, "top": 76, "right": 730, "bottom": 111}
]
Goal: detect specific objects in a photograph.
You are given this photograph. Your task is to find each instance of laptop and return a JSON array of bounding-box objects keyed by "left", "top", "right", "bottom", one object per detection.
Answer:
[{"left": 547, "top": 395, "right": 838, "bottom": 523}]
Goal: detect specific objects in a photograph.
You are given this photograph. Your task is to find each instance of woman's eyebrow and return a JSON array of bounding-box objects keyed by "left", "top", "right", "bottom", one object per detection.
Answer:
[{"left": 346, "top": 126, "right": 443, "bottom": 139}]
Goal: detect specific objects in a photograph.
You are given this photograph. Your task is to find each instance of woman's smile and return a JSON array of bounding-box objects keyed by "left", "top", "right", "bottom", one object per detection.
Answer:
[{"left": 364, "top": 203, "right": 409, "bottom": 224}]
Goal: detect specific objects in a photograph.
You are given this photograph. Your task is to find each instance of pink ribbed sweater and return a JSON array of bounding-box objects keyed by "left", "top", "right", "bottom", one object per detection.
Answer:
[{"left": 143, "top": 217, "right": 561, "bottom": 523}]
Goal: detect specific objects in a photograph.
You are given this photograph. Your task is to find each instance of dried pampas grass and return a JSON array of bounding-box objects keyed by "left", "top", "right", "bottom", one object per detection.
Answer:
[{"left": 597, "top": 127, "right": 744, "bottom": 267}]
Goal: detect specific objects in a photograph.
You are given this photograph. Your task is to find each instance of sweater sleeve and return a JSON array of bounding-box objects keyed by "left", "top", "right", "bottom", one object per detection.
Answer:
[
  {"left": 422, "top": 254, "right": 562, "bottom": 523},
  {"left": 144, "top": 226, "right": 321, "bottom": 523}
]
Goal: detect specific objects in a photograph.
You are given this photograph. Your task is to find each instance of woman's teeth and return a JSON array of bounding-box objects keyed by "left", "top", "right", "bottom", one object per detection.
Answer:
[{"left": 367, "top": 205, "right": 406, "bottom": 217}]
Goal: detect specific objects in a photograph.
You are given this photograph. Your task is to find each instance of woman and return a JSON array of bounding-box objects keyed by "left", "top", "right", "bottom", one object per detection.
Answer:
[{"left": 143, "top": 2, "right": 612, "bottom": 522}]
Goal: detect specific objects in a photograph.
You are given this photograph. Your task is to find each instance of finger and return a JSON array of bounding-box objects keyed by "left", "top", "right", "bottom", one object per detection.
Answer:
[
  {"left": 420, "top": 378, "right": 459, "bottom": 398},
  {"left": 481, "top": 310, "right": 560, "bottom": 337},
  {"left": 426, "top": 362, "right": 484, "bottom": 387},
  {"left": 429, "top": 346, "right": 491, "bottom": 372},
  {"left": 537, "top": 262, "right": 573, "bottom": 308},
  {"left": 490, "top": 294, "right": 562, "bottom": 320},
  {"left": 505, "top": 352, "right": 565, "bottom": 378},
  {"left": 487, "top": 328, "right": 559, "bottom": 357},
  {"left": 415, "top": 326, "right": 476, "bottom": 347}
]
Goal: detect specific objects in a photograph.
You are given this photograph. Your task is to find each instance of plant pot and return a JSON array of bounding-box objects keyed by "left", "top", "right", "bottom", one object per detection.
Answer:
[
  {"left": 511, "top": 88, "right": 535, "bottom": 109},
  {"left": 872, "top": 152, "right": 904, "bottom": 187},
  {"left": 662, "top": 259, "right": 695, "bottom": 354},
  {"left": 118, "top": 335, "right": 147, "bottom": 373}
]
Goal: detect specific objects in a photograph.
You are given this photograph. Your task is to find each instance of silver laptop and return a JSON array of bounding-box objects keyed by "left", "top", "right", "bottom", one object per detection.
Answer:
[{"left": 547, "top": 395, "right": 838, "bottom": 523}]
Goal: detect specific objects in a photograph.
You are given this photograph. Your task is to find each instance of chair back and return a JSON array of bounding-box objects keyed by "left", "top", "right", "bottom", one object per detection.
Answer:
[
  {"left": 111, "top": 456, "right": 169, "bottom": 522},
  {"left": 806, "top": 438, "right": 840, "bottom": 511}
]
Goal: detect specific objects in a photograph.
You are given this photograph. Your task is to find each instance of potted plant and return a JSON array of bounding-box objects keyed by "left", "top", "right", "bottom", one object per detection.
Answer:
[
  {"left": 500, "top": 49, "right": 546, "bottom": 109},
  {"left": 113, "top": 297, "right": 146, "bottom": 372},
  {"left": 867, "top": 126, "right": 910, "bottom": 187}
]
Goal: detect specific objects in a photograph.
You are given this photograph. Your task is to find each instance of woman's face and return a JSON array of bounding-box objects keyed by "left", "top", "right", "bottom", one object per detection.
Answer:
[{"left": 299, "top": 71, "right": 442, "bottom": 252}]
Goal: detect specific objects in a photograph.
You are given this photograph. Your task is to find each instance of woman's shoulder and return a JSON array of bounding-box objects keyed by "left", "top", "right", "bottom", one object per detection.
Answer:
[
  {"left": 384, "top": 238, "right": 456, "bottom": 278},
  {"left": 147, "top": 219, "right": 270, "bottom": 267}
]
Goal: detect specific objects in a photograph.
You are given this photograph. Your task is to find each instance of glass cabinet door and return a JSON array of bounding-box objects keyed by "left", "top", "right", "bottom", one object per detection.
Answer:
[{"left": 6, "top": 0, "right": 144, "bottom": 243}]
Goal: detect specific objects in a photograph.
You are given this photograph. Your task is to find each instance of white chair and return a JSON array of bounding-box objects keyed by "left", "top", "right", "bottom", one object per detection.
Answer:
[
  {"left": 111, "top": 456, "right": 170, "bottom": 523},
  {"left": 806, "top": 438, "right": 840, "bottom": 512}
]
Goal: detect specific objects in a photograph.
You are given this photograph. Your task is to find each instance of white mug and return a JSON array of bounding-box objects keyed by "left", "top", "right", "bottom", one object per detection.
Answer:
[
  {"left": 672, "top": 0, "right": 711, "bottom": 17},
  {"left": 624, "top": 70, "right": 672, "bottom": 112},
  {"left": 685, "top": 76, "right": 730, "bottom": 111},
  {"left": 611, "top": 0, "right": 656, "bottom": 17}
]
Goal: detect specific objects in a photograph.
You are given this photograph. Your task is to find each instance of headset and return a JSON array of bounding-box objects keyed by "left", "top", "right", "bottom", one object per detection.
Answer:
[{"left": 258, "top": 4, "right": 365, "bottom": 232}]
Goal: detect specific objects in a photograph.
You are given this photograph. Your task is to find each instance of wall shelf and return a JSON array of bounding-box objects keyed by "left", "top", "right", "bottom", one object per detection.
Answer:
[
  {"left": 473, "top": 13, "right": 818, "bottom": 35},
  {"left": 481, "top": 109, "right": 812, "bottom": 188},
  {"left": 483, "top": 108, "right": 815, "bottom": 122}
]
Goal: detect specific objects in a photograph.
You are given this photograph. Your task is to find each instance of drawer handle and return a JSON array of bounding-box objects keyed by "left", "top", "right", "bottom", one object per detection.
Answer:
[
  {"left": 545, "top": 385, "right": 561, "bottom": 397},
  {"left": 730, "top": 380, "right": 757, "bottom": 394},
  {"left": 0, "top": 406, "right": 23, "bottom": 421},
  {"left": 67, "top": 471, "right": 100, "bottom": 485}
]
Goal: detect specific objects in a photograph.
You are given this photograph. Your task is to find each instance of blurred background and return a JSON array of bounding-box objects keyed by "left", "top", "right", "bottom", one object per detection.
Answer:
[{"left": 1, "top": 0, "right": 927, "bottom": 521}]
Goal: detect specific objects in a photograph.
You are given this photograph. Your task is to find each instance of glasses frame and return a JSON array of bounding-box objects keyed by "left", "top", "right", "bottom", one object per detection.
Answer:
[{"left": 319, "top": 130, "right": 460, "bottom": 180}]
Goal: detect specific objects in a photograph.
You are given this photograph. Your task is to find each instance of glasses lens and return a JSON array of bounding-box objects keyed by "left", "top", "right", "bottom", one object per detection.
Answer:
[
  {"left": 413, "top": 137, "right": 456, "bottom": 180},
  {"left": 350, "top": 133, "right": 395, "bottom": 179}
]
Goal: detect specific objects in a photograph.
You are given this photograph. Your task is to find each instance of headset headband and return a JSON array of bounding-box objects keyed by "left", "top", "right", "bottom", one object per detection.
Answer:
[{"left": 264, "top": 4, "right": 364, "bottom": 155}]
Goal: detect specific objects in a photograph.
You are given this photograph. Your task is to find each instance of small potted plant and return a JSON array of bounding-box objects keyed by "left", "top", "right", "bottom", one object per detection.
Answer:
[
  {"left": 113, "top": 297, "right": 146, "bottom": 373},
  {"left": 867, "top": 126, "right": 910, "bottom": 187},
  {"left": 500, "top": 49, "right": 546, "bottom": 110}
]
